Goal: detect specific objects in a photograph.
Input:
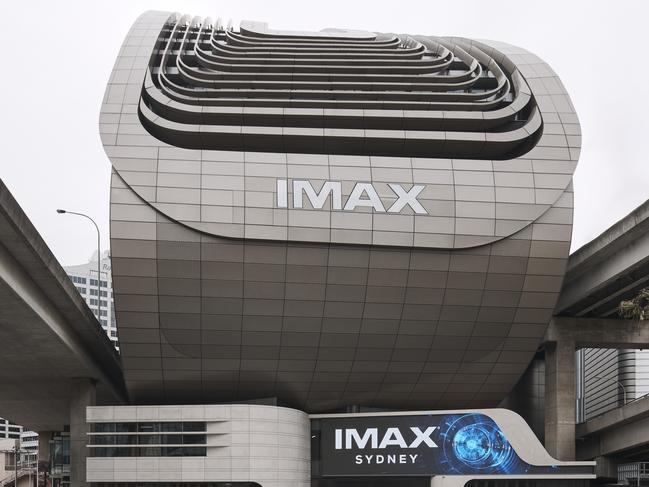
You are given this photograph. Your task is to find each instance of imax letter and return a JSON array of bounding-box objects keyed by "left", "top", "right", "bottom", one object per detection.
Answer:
[
  {"left": 387, "top": 184, "right": 427, "bottom": 214},
  {"left": 378, "top": 427, "right": 408, "bottom": 449},
  {"left": 293, "top": 180, "right": 342, "bottom": 210},
  {"left": 277, "top": 179, "right": 288, "bottom": 208},
  {"left": 409, "top": 426, "right": 438, "bottom": 448},
  {"left": 346, "top": 428, "right": 378, "bottom": 449},
  {"left": 344, "top": 183, "right": 385, "bottom": 212}
]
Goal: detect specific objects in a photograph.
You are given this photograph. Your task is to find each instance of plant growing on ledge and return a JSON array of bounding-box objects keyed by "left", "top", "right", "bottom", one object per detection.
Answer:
[{"left": 619, "top": 287, "right": 649, "bottom": 320}]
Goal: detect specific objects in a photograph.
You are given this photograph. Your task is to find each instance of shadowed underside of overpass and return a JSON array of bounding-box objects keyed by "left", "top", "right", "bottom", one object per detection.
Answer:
[
  {"left": 0, "top": 179, "right": 126, "bottom": 431},
  {"left": 577, "top": 394, "right": 649, "bottom": 461},
  {"left": 556, "top": 198, "right": 649, "bottom": 318}
]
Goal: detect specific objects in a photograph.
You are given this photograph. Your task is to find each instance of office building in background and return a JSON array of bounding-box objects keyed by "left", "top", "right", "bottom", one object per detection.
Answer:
[
  {"left": 576, "top": 348, "right": 649, "bottom": 421},
  {"left": 64, "top": 252, "right": 118, "bottom": 349},
  {"left": 0, "top": 417, "right": 38, "bottom": 459}
]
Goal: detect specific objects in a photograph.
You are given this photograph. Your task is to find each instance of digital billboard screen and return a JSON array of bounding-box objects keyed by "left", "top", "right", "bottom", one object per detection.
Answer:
[{"left": 315, "top": 413, "right": 559, "bottom": 477}]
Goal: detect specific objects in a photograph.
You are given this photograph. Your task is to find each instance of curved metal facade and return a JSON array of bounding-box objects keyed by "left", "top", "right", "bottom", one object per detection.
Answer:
[{"left": 101, "top": 11, "right": 580, "bottom": 411}]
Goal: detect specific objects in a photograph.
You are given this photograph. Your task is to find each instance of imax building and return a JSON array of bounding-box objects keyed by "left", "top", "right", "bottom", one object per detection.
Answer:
[{"left": 92, "top": 10, "right": 592, "bottom": 487}]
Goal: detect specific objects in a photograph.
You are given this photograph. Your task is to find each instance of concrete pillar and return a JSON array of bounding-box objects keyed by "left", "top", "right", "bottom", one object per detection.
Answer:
[
  {"left": 37, "top": 432, "right": 52, "bottom": 487},
  {"left": 545, "top": 339, "right": 576, "bottom": 460},
  {"left": 69, "top": 379, "right": 96, "bottom": 487},
  {"left": 594, "top": 456, "right": 618, "bottom": 481},
  {"left": 37, "top": 432, "right": 52, "bottom": 463}
]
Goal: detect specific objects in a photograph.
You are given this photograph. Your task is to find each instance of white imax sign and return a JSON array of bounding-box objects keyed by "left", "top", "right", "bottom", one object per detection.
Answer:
[
  {"left": 335, "top": 426, "right": 438, "bottom": 449},
  {"left": 276, "top": 179, "right": 427, "bottom": 214},
  {"left": 334, "top": 426, "right": 437, "bottom": 466}
]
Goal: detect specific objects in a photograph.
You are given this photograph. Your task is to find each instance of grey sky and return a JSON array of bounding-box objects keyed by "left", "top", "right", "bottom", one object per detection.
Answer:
[{"left": 1, "top": 0, "right": 647, "bottom": 266}]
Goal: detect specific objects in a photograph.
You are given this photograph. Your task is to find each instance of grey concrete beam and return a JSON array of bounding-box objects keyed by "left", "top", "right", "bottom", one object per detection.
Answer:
[
  {"left": 556, "top": 199, "right": 649, "bottom": 315},
  {"left": 544, "top": 316, "right": 649, "bottom": 349},
  {"left": 566, "top": 198, "right": 649, "bottom": 273},
  {"left": 577, "top": 411, "right": 649, "bottom": 459},
  {"left": 542, "top": 316, "right": 649, "bottom": 461},
  {"left": 577, "top": 394, "right": 649, "bottom": 438},
  {"left": 544, "top": 317, "right": 649, "bottom": 460},
  {"left": 576, "top": 394, "right": 649, "bottom": 459}
]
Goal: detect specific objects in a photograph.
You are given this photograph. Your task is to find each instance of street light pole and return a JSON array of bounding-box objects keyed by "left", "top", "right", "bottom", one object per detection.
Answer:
[
  {"left": 594, "top": 374, "right": 628, "bottom": 405},
  {"left": 56, "top": 209, "right": 101, "bottom": 322}
]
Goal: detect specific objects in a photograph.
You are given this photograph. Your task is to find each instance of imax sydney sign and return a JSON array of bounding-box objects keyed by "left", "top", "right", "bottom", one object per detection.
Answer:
[
  {"left": 335, "top": 426, "right": 438, "bottom": 466},
  {"left": 276, "top": 179, "right": 428, "bottom": 214},
  {"left": 315, "top": 413, "right": 541, "bottom": 477}
]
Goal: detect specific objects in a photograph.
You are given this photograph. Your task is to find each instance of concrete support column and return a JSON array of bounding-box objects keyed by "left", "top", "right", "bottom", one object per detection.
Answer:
[
  {"left": 37, "top": 432, "right": 52, "bottom": 464},
  {"left": 37, "top": 432, "right": 52, "bottom": 487},
  {"left": 69, "top": 379, "right": 96, "bottom": 487},
  {"left": 545, "top": 339, "right": 576, "bottom": 460},
  {"left": 594, "top": 456, "right": 618, "bottom": 480}
]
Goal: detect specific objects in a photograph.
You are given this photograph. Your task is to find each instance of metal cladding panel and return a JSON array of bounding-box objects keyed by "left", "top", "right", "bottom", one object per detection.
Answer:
[{"left": 102, "top": 11, "right": 579, "bottom": 411}]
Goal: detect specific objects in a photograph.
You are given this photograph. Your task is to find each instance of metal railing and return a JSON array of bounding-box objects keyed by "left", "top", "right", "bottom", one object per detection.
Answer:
[
  {"left": 618, "top": 462, "right": 649, "bottom": 485},
  {"left": 0, "top": 468, "right": 35, "bottom": 487},
  {"left": 577, "top": 391, "right": 649, "bottom": 424}
]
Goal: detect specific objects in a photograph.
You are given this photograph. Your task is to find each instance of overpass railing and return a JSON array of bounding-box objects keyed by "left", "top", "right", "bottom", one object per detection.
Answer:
[
  {"left": 578, "top": 391, "right": 649, "bottom": 425},
  {"left": 618, "top": 462, "right": 649, "bottom": 485}
]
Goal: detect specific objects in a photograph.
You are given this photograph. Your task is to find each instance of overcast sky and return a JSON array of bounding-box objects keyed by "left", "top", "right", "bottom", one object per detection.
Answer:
[{"left": 1, "top": 0, "right": 647, "bottom": 266}]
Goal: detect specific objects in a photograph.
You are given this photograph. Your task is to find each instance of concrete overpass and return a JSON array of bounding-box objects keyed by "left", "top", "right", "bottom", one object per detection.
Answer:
[
  {"left": 0, "top": 179, "right": 126, "bottom": 484},
  {"left": 538, "top": 198, "right": 649, "bottom": 472},
  {"left": 577, "top": 394, "right": 649, "bottom": 458},
  {"left": 556, "top": 198, "right": 649, "bottom": 318},
  {"left": 499, "top": 199, "right": 649, "bottom": 466},
  {"left": 576, "top": 394, "right": 649, "bottom": 478},
  {"left": 543, "top": 317, "right": 649, "bottom": 462}
]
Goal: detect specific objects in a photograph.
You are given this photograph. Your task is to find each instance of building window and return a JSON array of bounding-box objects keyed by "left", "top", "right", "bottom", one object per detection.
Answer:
[
  {"left": 70, "top": 276, "right": 87, "bottom": 285},
  {"left": 135, "top": 422, "right": 205, "bottom": 433},
  {"left": 88, "top": 422, "right": 207, "bottom": 457},
  {"left": 89, "top": 447, "right": 206, "bottom": 457},
  {"left": 89, "top": 299, "right": 108, "bottom": 307}
]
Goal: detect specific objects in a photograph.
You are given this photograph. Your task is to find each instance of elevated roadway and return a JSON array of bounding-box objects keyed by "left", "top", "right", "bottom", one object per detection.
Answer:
[{"left": 0, "top": 179, "right": 126, "bottom": 431}]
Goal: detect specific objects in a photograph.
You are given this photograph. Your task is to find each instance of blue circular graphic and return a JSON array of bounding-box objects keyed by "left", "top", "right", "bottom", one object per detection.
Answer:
[
  {"left": 453, "top": 425, "right": 491, "bottom": 464},
  {"left": 442, "top": 415, "right": 519, "bottom": 473}
]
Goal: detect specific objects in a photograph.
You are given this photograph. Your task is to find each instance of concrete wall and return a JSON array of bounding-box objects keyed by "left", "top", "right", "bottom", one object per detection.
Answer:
[
  {"left": 86, "top": 404, "right": 310, "bottom": 487},
  {"left": 499, "top": 354, "right": 545, "bottom": 443}
]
